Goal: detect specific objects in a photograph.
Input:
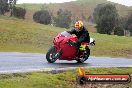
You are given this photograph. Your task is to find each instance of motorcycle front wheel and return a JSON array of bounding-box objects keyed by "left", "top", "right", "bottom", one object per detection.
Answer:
[{"left": 46, "top": 46, "right": 61, "bottom": 63}]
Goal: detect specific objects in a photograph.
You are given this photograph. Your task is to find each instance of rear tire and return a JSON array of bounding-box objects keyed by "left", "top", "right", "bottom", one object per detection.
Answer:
[
  {"left": 76, "top": 56, "right": 88, "bottom": 63},
  {"left": 76, "top": 48, "right": 90, "bottom": 63},
  {"left": 46, "top": 46, "right": 60, "bottom": 63}
]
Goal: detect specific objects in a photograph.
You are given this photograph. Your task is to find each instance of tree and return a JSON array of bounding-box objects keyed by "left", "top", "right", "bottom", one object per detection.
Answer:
[
  {"left": 40, "top": 4, "right": 54, "bottom": 25},
  {"left": 0, "top": 0, "right": 26, "bottom": 19},
  {"left": 0, "top": 0, "right": 9, "bottom": 15},
  {"left": 8, "top": 0, "right": 26, "bottom": 19},
  {"left": 125, "top": 13, "right": 132, "bottom": 36},
  {"left": 33, "top": 10, "right": 51, "bottom": 25},
  {"left": 54, "top": 9, "right": 72, "bottom": 29},
  {"left": 114, "top": 26, "right": 124, "bottom": 36},
  {"left": 128, "top": 24, "right": 132, "bottom": 36},
  {"left": 12, "top": 7, "right": 26, "bottom": 19},
  {"left": 93, "top": 3, "right": 119, "bottom": 34},
  {"left": 9, "top": 0, "right": 17, "bottom": 16}
]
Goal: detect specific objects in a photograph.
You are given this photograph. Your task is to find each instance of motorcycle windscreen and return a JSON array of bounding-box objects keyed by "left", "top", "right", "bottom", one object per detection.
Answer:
[{"left": 60, "top": 31, "right": 71, "bottom": 36}]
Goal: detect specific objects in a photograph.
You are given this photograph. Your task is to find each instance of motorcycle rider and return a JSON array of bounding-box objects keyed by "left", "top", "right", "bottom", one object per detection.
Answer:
[{"left": 67, "top": 20, "right": 90, "bottom": 47}]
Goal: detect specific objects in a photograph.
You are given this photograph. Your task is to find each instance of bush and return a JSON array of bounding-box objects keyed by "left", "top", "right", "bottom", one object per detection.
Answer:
[
  {"left": 93, "top": 3, "right": 119, "bottom": 34},
  {"left": 54, "top": 9, "right": 72, "bottom": 29},
  {"left": 0, "top": 0, "right": 9, "bottom": 15},
  {"left": 33, "top": 10, "right": 51, "bottom": 25},
  {"left": 114, "top": 26, "right": 124, "bottom": 36},
  {"left": 12, "top": 6, "right": 26, "bottom": 19}
]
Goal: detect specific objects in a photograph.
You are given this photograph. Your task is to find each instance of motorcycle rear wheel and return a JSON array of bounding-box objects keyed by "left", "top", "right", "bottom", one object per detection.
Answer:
[
  {"left": 76, "top": 56, "right": 88, "bottom": 63},
  {"left": 76, "top": 48, "right": 90, "bottom": 63},
  {"left": 46, "top": 46, "right": 60, "bottom": 63}
]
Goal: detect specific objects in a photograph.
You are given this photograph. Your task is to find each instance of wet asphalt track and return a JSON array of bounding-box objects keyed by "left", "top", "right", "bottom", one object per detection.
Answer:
[{"left": 0, "top": 52, "right": 132, "bottom": 74}]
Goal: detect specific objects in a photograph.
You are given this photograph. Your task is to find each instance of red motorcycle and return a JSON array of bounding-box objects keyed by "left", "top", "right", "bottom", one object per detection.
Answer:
[{"left": 46, "top": 31, "right": 95, "bottom": 63}]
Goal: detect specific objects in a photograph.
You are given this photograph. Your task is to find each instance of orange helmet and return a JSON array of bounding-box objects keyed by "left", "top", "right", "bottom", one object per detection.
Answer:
[{"left": 74, "top": 20, "right": 83, "bottom": 31}]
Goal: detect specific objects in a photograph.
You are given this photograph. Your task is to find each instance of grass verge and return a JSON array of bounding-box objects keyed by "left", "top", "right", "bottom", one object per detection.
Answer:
[{"left": 0, "top": 68, "right": 131, "bottom": 88}]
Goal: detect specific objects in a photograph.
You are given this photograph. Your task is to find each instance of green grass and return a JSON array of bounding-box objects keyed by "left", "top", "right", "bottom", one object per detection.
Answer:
[
  {"left": 0, "top": 15, "right": 66, "bottom": 53},
  {"left": 0, "top": 16, "right": 132, "bottom": 58},
  {"left": 0, "top": 71, "right": 75, "bottom": 88},
  {"left": 90, "top": 33, "right": 132, "bottom": 58},
  {"left": 0, "top": 68, "right": 131, "bottom": 88}
]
